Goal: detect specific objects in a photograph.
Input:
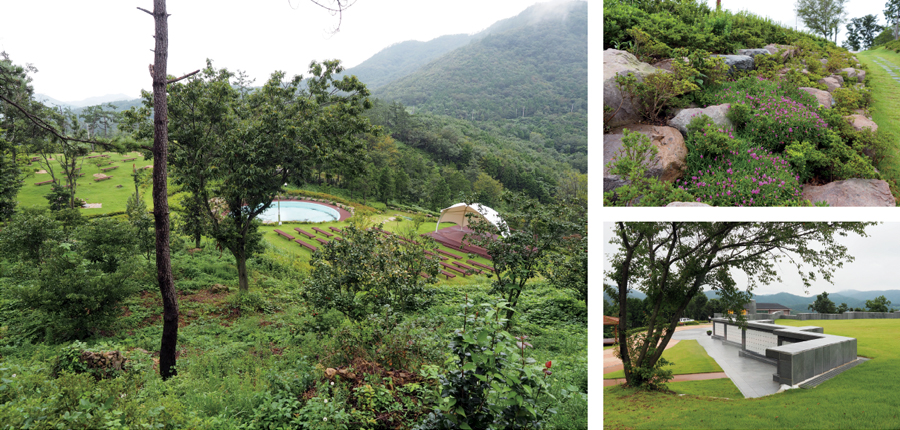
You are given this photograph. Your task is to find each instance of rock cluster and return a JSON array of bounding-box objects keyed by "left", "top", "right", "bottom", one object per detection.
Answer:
[{"left": 603, "top": 124, "right": 687, "bottom": 193}]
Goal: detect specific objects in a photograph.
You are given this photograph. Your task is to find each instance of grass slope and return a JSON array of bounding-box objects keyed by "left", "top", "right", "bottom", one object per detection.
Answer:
[
  {"left": 17, "top": 151, "right": 153, "bottom": 213},
  {"left": 604, "top": 319, "right": 900, "bottom": 429},
  {"left": 604, "top": 339, "right": 722, "bottom": 379},
  {"left": 855, "top": 49, "right": 900, "bottom": 185}
]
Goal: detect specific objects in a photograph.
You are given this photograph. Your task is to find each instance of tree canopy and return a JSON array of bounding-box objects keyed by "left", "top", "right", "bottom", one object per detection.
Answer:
[{"left": 795, "top": 0, "right": 849, "bottom": 42}]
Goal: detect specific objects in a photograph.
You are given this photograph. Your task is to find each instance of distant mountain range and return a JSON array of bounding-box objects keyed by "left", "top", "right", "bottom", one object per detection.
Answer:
[
  {"left": 603, "top": 289, "right": 900, "bottom": 314},
  {"left": 34, "top": 93, "right": 134, "bottom": 109}
]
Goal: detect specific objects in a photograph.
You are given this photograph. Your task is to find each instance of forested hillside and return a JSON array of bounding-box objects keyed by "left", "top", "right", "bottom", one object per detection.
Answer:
[
  {"left": 374, "top": 1, "right": 587, "bottom": 123},
  {"left": 341, "top": 34, "right": 474, "bottom": 90}
]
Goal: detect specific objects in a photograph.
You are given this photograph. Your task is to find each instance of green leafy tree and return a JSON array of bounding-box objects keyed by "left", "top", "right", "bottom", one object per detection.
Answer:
[
  {"left": 394, "top": 167, "right": 410, "bottom": 201},
  {"left": 545, "top": 201, "right": 587, "bottom": 304},
  {"left": 857, "top": 15, "right": 884, "bottom": 49},
  {"left": 837, "top": 302, "right": 849, "bottom": 313},
  {"left": 808, "top": 291, "right": 838, "bottom": 314},
  {"left": 844, "top": 19, "right": 861, "bottom": 50},
  {"left": 686, "top": 292, "right": 709, "bottom": 321},
  {"left": 887, "top": 0, "right": 900, "bottom": 40},
  {"left": 705, "top": 298, "right": 724, "bottom": 320},
  {"left": 136, "top": 60, "right": 375, "bottom": 292},
  {"left": 468, "top": 192, "right": 580, "bottom": 327},
  {"left": 126, "top": 166, "right": 154, "bottom": 261},
  {"left": 377, "top": 165, "right": 394, "bottom": 203},
  {"left": 795, "top": 0, "right": 849, "bottom": 42},
  {"left": 608, "top": 222, "right": 870, "bottom": 390},
  {"left": 304, "top": 224, "right": 441, "bottom": 320},
  {"left": 473, "top": 172, "right": 504, "bottom": 208},
  {"left": 865, "top": 295, "right": 892, "bottom": 312}
]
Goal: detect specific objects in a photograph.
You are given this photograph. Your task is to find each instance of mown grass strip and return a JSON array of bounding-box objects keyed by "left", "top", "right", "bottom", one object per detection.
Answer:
[
  {"left": 604, "top": 339, "right": 722, "bottom": 379},
  {"left": 855, "top": 49, "right": 900, "bottom": 188}
]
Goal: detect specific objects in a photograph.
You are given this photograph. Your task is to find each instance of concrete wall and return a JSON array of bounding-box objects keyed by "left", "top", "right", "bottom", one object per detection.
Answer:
[
  {"left": 791, "top": 312, "right": 900, "bottom": 320},
  {"left": 711, "top": 318, "right": 857, "bottom": 386}
]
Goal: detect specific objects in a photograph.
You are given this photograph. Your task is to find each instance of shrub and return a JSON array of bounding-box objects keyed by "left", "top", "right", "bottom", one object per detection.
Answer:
[
  {"left": 676, "top": 147, "right": 803, "bottom": 206},
  {"left": 604, "top": 129, "right": 696, "bottom": 207},
  {"left": 614, "top": 59, "right": 700, "bottom": 122},
  {"left": 425, "top": 299, "right": 560, "bottom": 429},
  {"left": 304, "top": 224, "right": 441, "bottom": 320},
  {"left": 685, "top": 114, "right": 741, "bottom": 157}
]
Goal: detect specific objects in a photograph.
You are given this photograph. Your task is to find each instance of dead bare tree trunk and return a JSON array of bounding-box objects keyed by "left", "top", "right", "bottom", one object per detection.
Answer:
[{"left": 142, "top": 0, "right": 179, "bottom": 380}]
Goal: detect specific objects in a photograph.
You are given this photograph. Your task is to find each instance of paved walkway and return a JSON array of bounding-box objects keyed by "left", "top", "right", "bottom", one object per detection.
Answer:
[
  {"left": 671, "top": 327, "right": 781, "bottom": 398},
  {"left": 871, "top": 56, "right": 900, "bottom": 83}
]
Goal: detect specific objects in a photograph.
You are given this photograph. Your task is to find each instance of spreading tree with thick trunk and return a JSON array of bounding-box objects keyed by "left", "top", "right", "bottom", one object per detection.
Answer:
[{"left": 607, "top": 222, "right": 871, "bottom": 390}]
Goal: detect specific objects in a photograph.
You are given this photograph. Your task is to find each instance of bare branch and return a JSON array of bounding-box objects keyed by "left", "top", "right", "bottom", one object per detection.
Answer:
[
  {"left": 167, "top": 69, "right": 200, "bottom": 84},
  {"left": 137, "top": 6, "right": 153, "bottom": 16}
]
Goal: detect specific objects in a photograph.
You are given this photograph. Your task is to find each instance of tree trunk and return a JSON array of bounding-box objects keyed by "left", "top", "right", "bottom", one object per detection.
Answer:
[
  {"left": 236, "top": 250, "right": 249, "bottom": 292},
  {"left": 150, "top": 0, "right": 180, "bottom": 381}
]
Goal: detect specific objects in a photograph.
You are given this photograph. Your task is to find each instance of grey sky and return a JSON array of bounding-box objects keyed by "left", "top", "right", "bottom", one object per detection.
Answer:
[
  {"left": 0, "top": 0, "right": 543, "bottom": 102},
  {"left": 602, "top": 223, "right": 900, "bottom": 297}
]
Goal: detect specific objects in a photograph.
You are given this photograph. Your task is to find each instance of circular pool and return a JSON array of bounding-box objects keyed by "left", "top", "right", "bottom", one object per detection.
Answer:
[{"left": 259, "top": 201, "right": 340, "bottom": 223}]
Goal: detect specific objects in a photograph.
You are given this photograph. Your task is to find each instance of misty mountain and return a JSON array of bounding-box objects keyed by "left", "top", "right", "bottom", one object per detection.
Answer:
[
  {"left": 700, "top": 289, "right": 900, "bottom": 313},
  {"left": 373, "top": 0, "right": 587, "bottom": 121},
  {"left": 33, "top": 94, "right": 74, "bottom": 109},
  {"left": 343, "top": 34, "right": 475, "bottom": 91}
]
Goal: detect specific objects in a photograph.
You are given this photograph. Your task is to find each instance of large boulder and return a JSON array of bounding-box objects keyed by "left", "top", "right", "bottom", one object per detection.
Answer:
[
  {"left": 829, "top": 74, "right": 844, "bottom": 85},
  {"left": 764, "top": 44, "right": 796, "bottom": 59},
  {"left": 712, "top": 55, "right": 754, "bottom": 73},
  {"left": 818, "top": 76, "right": 842, "bottom": 93},
  {"left": 604, "top": 125, "right": 688, "bottom": 192},
  {"left": 666, "top": 202, "right": 712, "bottom": 207},
  {"left": 839, "top": 67, "right": 866, "bottom": 83},
  {"left": 737, "top": 48, "right": 771, "bottom": 58},
  {"left": 844, "top": 114, "right": 878, "bottom": 132},
  {"left": 799, "top": 87, "right": 834, "bottom": 109},
  {"left": 604, "top": 49, "right": 668, "bottom": 128},
  {"left": 668, "top": 103, "right": 733, "bottom": 137},
  {"left": 802, "top": 179, "right": 895, "bottom": 207}
]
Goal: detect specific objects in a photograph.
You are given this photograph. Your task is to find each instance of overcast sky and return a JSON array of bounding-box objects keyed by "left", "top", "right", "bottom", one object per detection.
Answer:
[
  {"left": 712, "top": 0, "right": 890, "bottom": 49},
  {"left": 602, "top": 223, "right": 900, "bottom": 297},
  {"left": 0, "top": 0, "right": 546, "bottom": 102}
]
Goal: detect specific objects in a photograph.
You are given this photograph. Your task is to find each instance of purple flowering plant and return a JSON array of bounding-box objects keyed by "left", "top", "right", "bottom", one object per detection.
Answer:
[
  {"left": 676, "top": 147, "right": 803, "bottom": 206},
  {"left": 727, "top": 95, "right": 828, "bottom": 152}
]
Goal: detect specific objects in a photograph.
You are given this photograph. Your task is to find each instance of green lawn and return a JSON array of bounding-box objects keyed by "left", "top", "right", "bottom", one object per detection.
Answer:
[
  {"left": 855, "top": 49, "right": 900, "bottom": 187},
  {"left": 667, "top": 378, "right": 743, "bottom": 399},
  {"left": 604, "top": 319, "right": 900, "bottom": 429},
  {"left": 604, "top": 339, "right": 722, "bottom": 379},
  {"left": 17, "top": 151, "right": 154, "bottom": 213}
]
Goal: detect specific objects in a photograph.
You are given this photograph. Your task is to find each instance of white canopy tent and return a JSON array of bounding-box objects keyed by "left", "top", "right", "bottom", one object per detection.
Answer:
[{"left": 434, "top": 203, "right": 506, "bottom": 236}]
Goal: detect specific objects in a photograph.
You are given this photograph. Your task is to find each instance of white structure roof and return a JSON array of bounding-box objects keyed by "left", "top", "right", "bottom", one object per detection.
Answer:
[{"left": 435, "top": 203, "right": 505, "bottom": 236}]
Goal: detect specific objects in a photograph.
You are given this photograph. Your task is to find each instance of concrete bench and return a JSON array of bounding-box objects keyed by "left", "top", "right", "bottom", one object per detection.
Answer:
[
  {"left": 294, "top": 239, "right": 318, "bottom": 252},
  {"left": 374, "top": 227, "right": 392, "bottom": 235},
  {"left": 467, "top": 259, "right": 494, "bottom": 272},
  {"left": 273, "top": 229, "right": 295, "bottom": 240},
  {"left": 35, "top": 180, "right": 55, "bottom": 186},
  {"left": 439, "top": 270, "right": 456, "bottom": 279},
  {"left": 436, "top": 248, "right": 463, "bottom": 260},
  {"left": 314, "top": 237, "right": 329, "bottom": 245},
  {"left": 312, "top": 227, "right": 333, "bottom": 238},
  {"left": 329, "top": 226, "right": 343, "bottom": 234},
  {"left": 122, "top": 158, "right": 136, "bottom": 161},
  {"left": 94, "top": 176, "right": 112, "bottom": 182},
  {"left": 100, "top": 166, "right": 118, "bottom": 172},
  {"left": 293, "top": 228, "right": 316, "bottom": 239},
  {"left": 419, "top": 272, "right": 431, "bottom": 279}
]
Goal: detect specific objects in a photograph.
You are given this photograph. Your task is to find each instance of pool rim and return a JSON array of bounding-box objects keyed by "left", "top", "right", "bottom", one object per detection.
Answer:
[{"left": 261, "top": 199, "right": 352, "bottom": 223}]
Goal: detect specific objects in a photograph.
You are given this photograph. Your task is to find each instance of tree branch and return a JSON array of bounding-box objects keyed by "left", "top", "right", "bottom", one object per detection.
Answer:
[
  {"left": 0, "top": 93, "right": 151, "bottom": 151},
  {"left": 167, "top": 69, "right": 200, "bottom": 84},
  {"left": 137, "top": 6, "right": 153, "bottom": 16}
]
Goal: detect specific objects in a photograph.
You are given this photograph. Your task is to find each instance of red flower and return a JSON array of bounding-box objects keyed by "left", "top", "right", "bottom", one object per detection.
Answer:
[{"left": 545, "top": 361, "right": 552, "bottom": 369}]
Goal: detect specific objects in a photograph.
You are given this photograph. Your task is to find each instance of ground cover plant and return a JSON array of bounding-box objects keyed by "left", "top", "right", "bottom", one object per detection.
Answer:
[{"left": 604, "top": 318, "right": 900, "bottom": 429}]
